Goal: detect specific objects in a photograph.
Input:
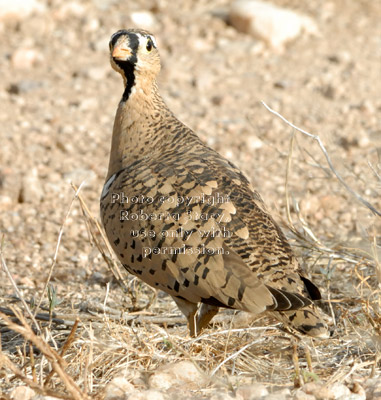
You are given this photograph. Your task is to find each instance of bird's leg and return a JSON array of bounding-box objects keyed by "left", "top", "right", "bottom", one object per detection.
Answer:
[
  {"left": 195, "top": 304, "right": 219, "bottom": 335},
  {"left": 172, "top": 296, "right": 199, "bottom": 337}
]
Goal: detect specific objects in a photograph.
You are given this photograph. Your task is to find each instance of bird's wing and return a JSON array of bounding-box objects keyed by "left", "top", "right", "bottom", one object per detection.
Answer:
[{"left": 101, "top": 142, "right": 314, "bottom": 312}]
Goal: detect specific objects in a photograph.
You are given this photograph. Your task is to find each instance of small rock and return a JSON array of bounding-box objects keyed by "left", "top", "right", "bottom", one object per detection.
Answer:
[
  {"left": 236, "top": 383, "right": 269, "bottom": 399},
  {"left": 86, "top": 66, "right": 109, "bottom": 81},
  {"left": 330, "top": 383, "right": 351, "bottom": 399},
  {"left": 364, "top": 377, "right": 381, "bottom": 400},
  {"left": 131, "top": 390, "right": 167, "bottom": 400},
  {"left": 337, "top": 395, "right": 365, "bottom": 400},
  {"left": 148, "top": 371, "right": 177, "bottom": 391},
  {"left": 302, "top": 382, "right": 330, "bottom": 399},
  {"left": 104, "top": 376, "right": 136, "bottom": 400},
  {"left": 229, "top": 0, "right": 319, "bottom": 51},
  {"left": 9, "top": 386, "right": 35, "bottom": 400},
  {"left": 349, "top": 382, "right": 366, "bottom": 400},
  {"left": 19, "top": 168, "right": 44, "bottom": 204},
  {"left": 11, "top": 48, "right": 43, "bottom": 69},
  {"left": 53, "top": 2, "right": 86, "bottom": 20},
  {"left": 0, "top": 194, "right": 13, "bottom": 209},
  {"left": 84, "top": 17, "right": 100, "bottom": 33},
  {"left": 0, "top": 0, "right": 45, "bottom": 21},
  {"left": 149, "top": 361, "right": 205, "bottom": 390},
  {"left": 294, "top": 389, "right": 316, "bottom": 400},
  {"left": 302, "top": 382, "right": 353, "bottom": 400},
  {"left": 131, "top": 11, "right": 158, "bottom": 31},
  {"left": 264, "top": 388, "right": 291, "bottom": 400},
  {"left": 210, "top": 393, "right": 243, "bottom": 400},
  {"left": 79, "top": 97, "right": 99, "bottom": 111},
  {"left": 7, "top": 80, "right": 45, "bottom": 94}
]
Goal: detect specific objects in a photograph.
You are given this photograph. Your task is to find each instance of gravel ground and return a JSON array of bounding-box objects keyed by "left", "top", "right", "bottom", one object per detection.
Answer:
[{"left": 0, "top": 0, "right": 380, "bottom": 399}]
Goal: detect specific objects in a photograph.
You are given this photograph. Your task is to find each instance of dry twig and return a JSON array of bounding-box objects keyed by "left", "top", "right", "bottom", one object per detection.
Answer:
[{"left": 262, "top": 101, "right": 381, "bottom": 217}]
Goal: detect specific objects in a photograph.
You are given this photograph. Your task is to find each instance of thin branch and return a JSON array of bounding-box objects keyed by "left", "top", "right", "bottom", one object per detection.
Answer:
[
  {"left": 0, "top": 308, "right": 90, "bottom": 400},
  {"left": 34, "top": 182, "right": 86, "bottom": 316},
  {"left": 210, "top": 338, "right": 264, "bottom": 376},
  {"left": 0, "top": 239, "right": 41, "bottom": 334},
  {"left": 261, "top": 101, "right": 381, "bottom": 217}
]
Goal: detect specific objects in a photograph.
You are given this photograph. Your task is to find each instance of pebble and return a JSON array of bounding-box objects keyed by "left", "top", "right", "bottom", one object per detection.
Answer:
[
  {"left": 0, "top": 0, "right": 45, "bottom": 21},
  {"left": 86, "top": 66, "right": 109, "bottom": 81},
  {"left": 264, "top": 389, "right": 291, "bottom": 400},
  {"left": 7, "top": 80, "right": 45, "bottom": 95},
  {"left": 104, "top": 376, "right": 136, "bottom": 399},
  {"left": 301, "top": 382, "right": 352, "bottom": 400},
  {"left": 294, "top": 390, "right": 316, "bottom": 400},
  {"left": 364, "top": 377, "right": 381, "bottom": 400},
  {"left": 131, "top": 390, "right": 167, "bottom": 400},
  {"left": 9, "top": 386, "right": 35, "bottom": 400},
  {"left": 236, "top": 383, "right": 269, "bottom": 399},
  {"left": 0, "top": 169, "right": 21, "bottom": 208},
  {"left": 210, "top": 393, "right": 243, "bottom": 400},
  {"left": 149, "top": 361, "right": 205, "bottom": 390},
  {"left": 53, "top": 2, "right": 86, "bottom": 20},
  {"left": 131, "top": 11, "right": 158, "bottom": 30},
  {"left": 229, "top": 0, "right": 319, "bottom": 51},
  {"left": 19, "top": 168, "right": 44, "bottom": 203},
  {"left": 11, "top": 48, "right": 43, "bottom": 69}
]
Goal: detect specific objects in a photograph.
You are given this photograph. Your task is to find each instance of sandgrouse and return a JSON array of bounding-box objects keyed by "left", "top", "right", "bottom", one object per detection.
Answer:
[{"left": 100, "top": 29, "right": 330, "bottom": 338}]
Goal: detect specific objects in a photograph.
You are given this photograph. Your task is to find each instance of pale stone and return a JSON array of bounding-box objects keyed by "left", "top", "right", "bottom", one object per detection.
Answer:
[
  {"left": 20, "top": 168, "right": 44, "bottom": 203},
  {"left": 236, "top": 383, "right": 269, "bottom": 399},
  {"left": 229, "top": 0, "right": 319, "bottom": 51},
  {"left": 210, "top": 393, "right": 243, "bottom": 400},
  {"left": 294, "top": 389, "right": 316, "bottom": 400},
  {"left": 264, "top": 388, "right": 291, "bottom": 400},
  {"left": 9, "top": 386, "right": 35, "bottom": 400},
  {"left": 0, "top": 0, "right": 45, "bottom": 21},
  {"left": 131, "top": 390, "right": 167, "bottom": 400},
  {"left": 11, "top": 48, "right": 43, "bottom": 69},
  {"left": 131, "top": 11, "right": 157, "bottom": 31},
  {"left": 149, "top": 361, "right": 205, "bottom": 390},
  {"left": 104, "top": 376, "right": 136, "bottom": 399}
]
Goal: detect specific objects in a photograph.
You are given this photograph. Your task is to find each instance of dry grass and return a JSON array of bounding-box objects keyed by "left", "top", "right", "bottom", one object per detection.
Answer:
[{"left": 0, "top": 113, "right": 380, "bottom": 399}]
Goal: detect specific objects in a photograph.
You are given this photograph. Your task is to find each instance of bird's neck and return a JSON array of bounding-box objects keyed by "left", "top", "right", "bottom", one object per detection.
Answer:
[{"left": 106, "top": 80, "right": 174, "bottom": 180}]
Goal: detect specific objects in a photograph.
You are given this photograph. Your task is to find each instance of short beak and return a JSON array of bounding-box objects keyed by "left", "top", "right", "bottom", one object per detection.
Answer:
[{"left": 112, "top": 45, "right": 132, "bottom": 60}]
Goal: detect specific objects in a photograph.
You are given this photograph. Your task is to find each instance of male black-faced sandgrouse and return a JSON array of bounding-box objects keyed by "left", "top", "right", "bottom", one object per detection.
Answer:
[{"left": 100, "top": 29, "right": 330, "bottom": 338}]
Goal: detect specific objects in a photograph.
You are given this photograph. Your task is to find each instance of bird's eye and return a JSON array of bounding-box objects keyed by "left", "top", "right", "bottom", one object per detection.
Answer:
[{"left": 146, "top": 39, "right": 153, "bottom": 52}]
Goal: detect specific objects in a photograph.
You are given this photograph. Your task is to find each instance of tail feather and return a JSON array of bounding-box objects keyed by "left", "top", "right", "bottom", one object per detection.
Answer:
[
  {"left": 266, "top": 286, "right": 312, "bottom": 311},
  {"left": 272, "top": 306, "right": 331, "bottom": 338}
]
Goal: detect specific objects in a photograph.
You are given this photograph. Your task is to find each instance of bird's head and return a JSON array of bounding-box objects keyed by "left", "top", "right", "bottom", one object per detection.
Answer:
[{"left": 109, "top": 29, "right": 160, "bottom": 99}]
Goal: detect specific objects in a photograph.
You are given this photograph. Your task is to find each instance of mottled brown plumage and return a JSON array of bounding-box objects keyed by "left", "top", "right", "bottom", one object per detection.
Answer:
[{"left": 100, "top": 29, "right": 330, "bottom": 338}]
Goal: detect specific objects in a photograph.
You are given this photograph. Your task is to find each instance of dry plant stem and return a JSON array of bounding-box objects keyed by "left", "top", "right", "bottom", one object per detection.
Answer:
[
  {"left": 261, "top": 101, "right": 381, "bottom": 217},
  {"left": 44, "top": 318, "right": 80, "bottom": 386},
  {"left": 292, "top": 342, "right": 301, "bottom": 387},
  {"left": 30, "top": 342, "right": 37, "bottom": 383},
  {"left": 285, "top": 130, "right": 296, "bottom": 229},
  {"left": 210, "top": 338, "right": 263, "bottom": 377},
  {"left": 72, "top": 184, "right": 128, "bottom": 292},
  {"left": 223, "top": 313, "right": 236, "bottom": 371},
  {"left": 0, "top": 242, "right": 41, "bottom": 334},
  {"left": 0, "top": 352, "right": 69, "bottom": 399},
  {"left": 0, "top": 308, "right": 90, "bottom": 400},
  {"left": 368, "top": 160, "right": 381, "bottom": 182},
  {"left": 73, "top": 185, "right": 157, "bottom": 311},
  {"left": 35, "top": 182, "right": 86, "bottom": 317},
  {"left": 305, "top": 345, "right": 313, "bottom": 373}
]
